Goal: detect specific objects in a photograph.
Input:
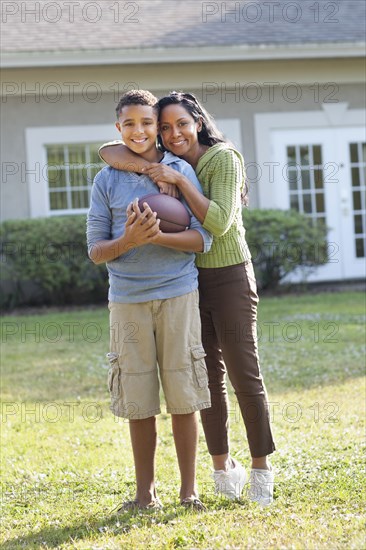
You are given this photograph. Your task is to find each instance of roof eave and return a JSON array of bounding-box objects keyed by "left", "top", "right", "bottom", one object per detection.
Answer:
[{"left": 1, "top": 42, "right": 365, "bottom": 68}]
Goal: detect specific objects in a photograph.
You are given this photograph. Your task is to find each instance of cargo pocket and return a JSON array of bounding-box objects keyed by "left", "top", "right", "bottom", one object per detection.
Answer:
[
  {"left": 106, "top": 352, "right": 121, "bottom": 398},
  {"left": 191, "top": 345, "right": 208, "bottom": 389}
]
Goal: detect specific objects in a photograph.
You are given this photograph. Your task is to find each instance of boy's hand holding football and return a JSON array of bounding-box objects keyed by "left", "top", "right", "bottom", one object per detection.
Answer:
[{"left": 124, "top": 199, "right": 160, "bottom": 246}]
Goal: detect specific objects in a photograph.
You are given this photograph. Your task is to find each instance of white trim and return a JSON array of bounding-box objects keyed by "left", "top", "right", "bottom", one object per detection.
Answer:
[
  {"left": 254, "top": 103, "right": 366, "bottom": 208},
  {"left": 3, "top": 42, "right": 365, "bottom": 68}
]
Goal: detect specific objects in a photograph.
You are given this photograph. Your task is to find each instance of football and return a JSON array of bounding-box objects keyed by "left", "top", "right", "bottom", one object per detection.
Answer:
[{"left": 138, "top": 193, "right": 190, "bottom": 233}]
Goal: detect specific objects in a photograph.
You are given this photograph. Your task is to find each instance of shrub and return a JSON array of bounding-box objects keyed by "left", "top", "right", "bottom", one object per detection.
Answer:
[
  {"left": 243, "top": 208, "right": 329, "bottom": 289},
  {"left": 0, "top": 215, "right": 108, "bottom": 309},
  {"left": 0, "top": 209, "right": 329, "bottom": 308}
]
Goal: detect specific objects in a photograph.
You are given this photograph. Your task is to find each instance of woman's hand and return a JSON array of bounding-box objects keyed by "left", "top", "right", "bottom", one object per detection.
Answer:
[
  {"left": 142, "top": 163, "right": 182, "bottom": 187},
  {"left": 157, "top": 183, "right": 179, "bottom": 198}
]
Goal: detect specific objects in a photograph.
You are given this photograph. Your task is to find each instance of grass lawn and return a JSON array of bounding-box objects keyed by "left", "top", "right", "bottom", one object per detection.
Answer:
[{"left": 1, "top": 291, "right": 365, "bottom": 549}]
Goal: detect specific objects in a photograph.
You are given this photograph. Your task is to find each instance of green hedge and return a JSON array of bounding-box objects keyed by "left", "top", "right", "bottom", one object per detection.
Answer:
[
  {"left": 243, "top": 208, "right": 328, "bottom": 289},
  {"left": 0, "top": 215, "right": 108, "bottom": 309},
  {"left": 0, "top": 209, "right": 328, "bottom": 308}
]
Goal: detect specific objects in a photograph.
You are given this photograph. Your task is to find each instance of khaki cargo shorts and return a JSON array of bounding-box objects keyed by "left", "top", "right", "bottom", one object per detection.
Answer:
[{"left": 107, "top": 290, "right": 211, "bottom": 419}]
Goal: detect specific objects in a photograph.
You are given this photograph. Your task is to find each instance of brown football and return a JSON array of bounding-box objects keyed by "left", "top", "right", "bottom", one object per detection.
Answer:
[{"left": 138, "top": 193, "right": 190, "bottom": 233}]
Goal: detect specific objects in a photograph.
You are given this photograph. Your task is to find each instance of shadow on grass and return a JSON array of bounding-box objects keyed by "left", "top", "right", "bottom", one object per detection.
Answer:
[{"left": 2, "top": 499, "right": 241, "bottom": 549}]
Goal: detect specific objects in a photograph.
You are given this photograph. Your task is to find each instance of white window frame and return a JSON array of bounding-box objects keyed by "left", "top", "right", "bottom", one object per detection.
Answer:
[
  {"left": 25, "top": 124, "right": 115, "bottom": 217},
  {"left": 25, "top": 119, "right": 241, "bottom": 218}
]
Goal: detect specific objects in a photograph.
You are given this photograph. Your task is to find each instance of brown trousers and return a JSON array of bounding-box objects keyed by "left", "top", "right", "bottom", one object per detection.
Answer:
[{"left": 198, "top": 262, "right": 275, "bottom": 458}]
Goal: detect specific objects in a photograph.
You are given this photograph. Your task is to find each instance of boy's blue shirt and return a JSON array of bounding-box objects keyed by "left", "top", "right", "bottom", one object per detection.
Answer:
[{"left": 87, "top": 152, "right": 213, "bottom": 303}]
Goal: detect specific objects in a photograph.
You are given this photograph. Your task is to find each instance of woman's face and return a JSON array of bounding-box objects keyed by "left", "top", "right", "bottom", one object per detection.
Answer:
[{"left": 159, "top": 104, "right": 201, "bottom": 159}]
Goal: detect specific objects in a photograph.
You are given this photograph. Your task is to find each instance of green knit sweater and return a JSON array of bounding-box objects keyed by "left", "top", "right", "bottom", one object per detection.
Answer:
[{"left": 195, "top": 143, "right": 251, "bottom": 268}]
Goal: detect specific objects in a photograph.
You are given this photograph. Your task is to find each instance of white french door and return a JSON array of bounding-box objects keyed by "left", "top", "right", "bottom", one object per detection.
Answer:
[{"left": 272, "top": 127, "right": 366, "bottom": 281}]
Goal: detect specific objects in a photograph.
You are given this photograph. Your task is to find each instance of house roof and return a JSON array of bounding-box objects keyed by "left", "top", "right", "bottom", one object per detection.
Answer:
[{"left": 1, "top": 0, "right": 365, "bottom": 67}]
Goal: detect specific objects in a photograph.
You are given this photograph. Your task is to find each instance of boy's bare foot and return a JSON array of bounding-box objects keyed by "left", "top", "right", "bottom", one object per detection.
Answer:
[
  {"left": 180, "top": 496, "right": 206, "bottom": 511},
  {"left": 115, "top": 498, "right": 163, "bottom": 512}
]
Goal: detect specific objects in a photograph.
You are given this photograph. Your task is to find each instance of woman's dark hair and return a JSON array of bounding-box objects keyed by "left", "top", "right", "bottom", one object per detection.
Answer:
[
  {"left": 157, "top": 91, "right": 248, "bottom": 205},
  {"left": 157, "top": 91, "right": 226, "bottom": 147}
]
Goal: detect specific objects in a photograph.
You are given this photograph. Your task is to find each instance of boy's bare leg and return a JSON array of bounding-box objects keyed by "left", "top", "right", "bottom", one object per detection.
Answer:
[
  {"left": 129, "top": 416, "right": 158, "bottom": 505},
  {"left": 172, "top": 412, "right": 199, "bottom": 501}
]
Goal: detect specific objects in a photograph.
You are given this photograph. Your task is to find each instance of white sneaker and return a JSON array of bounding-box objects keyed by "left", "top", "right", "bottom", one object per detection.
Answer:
[
  {"left": 213, "top": 458, "right": 247, "bottom": 500},
  {"left": 248, "top": 466, "right": 274, "bottom": 506}
]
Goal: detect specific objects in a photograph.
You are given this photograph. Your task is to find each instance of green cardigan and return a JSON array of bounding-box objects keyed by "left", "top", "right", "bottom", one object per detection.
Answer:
[{"left": 195, "top": 143, "right": 251, "bottom": 268}]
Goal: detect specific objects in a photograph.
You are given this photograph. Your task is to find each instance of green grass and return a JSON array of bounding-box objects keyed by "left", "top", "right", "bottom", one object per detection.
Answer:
[{"left": 1, "top": 291, "right": 365, "bottom": 549}]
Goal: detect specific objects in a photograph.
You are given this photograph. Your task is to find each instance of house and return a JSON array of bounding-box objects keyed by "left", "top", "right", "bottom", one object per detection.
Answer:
[{"left": 1, "top": 0, "right": 365, "bottom": 281}]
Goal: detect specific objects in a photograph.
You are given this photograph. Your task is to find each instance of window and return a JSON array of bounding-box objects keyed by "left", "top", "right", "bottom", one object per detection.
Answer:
[
  {"left": 350, "top": 142, "right": 366, "bottom": 258},
  {"left": 46, "top": 143, "right": 104, "bottom": 214},
  {"left": 26, "top": 124, "right": 115, "bottom": 218},
  {"left": 286, "top": 144, "right": 326, "bottom": 228}
]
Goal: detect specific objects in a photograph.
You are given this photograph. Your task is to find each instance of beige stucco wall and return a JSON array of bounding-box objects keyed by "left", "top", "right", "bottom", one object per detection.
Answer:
[{"left": 1, "top": 57, "right": 365, "bottom": 220}]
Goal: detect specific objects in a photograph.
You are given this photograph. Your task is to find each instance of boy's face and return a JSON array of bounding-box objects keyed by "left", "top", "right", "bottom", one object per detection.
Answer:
[{"left": 116, "top": 104, "right": 158, "bottom": 161}]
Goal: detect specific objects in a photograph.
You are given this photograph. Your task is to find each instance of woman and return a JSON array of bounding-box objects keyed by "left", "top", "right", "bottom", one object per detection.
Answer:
[{"left": 100, "top": 91, "right": 276, "bottom": 506}]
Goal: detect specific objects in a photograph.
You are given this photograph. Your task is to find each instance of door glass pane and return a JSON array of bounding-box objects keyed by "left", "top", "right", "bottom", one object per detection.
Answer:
[
  {"left": 350, "top": 143, "right": 358, "bottom": 163},
  {"left": 303, "top": 194, "right": 312, "bottom": 213},
  {"left": 301, "top": 170, "right": 311, "bottom": 190},
  {"left": 352, "top": 167, "right": 360, "bottom": 187},
  {"left": 313, "top": 145, "right": 322, "bottom": 166},
  {"left": 286, "top": 144, "right": 325, "bottom": 226},
  {"left": 287, "top": 146, "right": 296, "bottom": 166},
  {"left": 288, "top": 169, "right": 298, "bottom": 190},
  {"left": 353, "top": 191, "right": 361, "bottom": 211},
  {"left": 349, "top": 142, "right": 366, "bottom": 258},
  {"left": 290, "top": 194, "right": 299, "bottom": 210},
  {"left": 355, "top": 238, "right": 365, "bottom": 258},
  {"left": 316, "top": 193, "right": 325, "bottom": 213},
  {"left": 300, "top": 145, "right": 309, "bottom": 166},
  {"left": 314, "top": 169, "right": 323, "bottom": 189},
  {"left": 354, "top": 214, "right": 363, "bottom": 234}
]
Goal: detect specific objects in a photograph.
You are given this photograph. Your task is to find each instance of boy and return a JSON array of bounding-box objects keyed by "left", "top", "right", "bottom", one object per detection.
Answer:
[{"left": 87, "top": 90, "right": 212, "bottom": 511}]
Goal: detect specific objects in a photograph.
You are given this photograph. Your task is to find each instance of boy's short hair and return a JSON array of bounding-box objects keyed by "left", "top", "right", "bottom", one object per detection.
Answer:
[{"left": 116, "top": 90, "right": 158, "bottom": 118}]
